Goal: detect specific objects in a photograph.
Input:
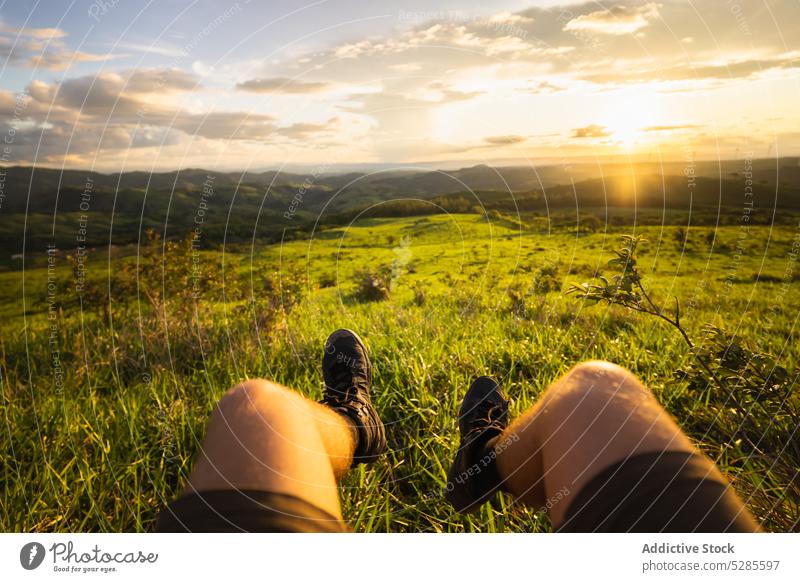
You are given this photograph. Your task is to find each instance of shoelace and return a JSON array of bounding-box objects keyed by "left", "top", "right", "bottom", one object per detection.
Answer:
[
  {"left": 324, "top": 384, "right": 356, "bottom": 407},
  {"left": 323, "top": 363, "right": 368, "bottom": 408},
  {"left": 463, "top": 402, "right": 507, "bottom": 443}
]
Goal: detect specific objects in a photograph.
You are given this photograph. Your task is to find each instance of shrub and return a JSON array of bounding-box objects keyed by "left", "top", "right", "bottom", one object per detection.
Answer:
[
  {"left": 675, "top": 227, "right": 688, "bottom": 247},
  {"left": 318, "top": 273, "right": 336, "bottom": 288},
  {"left": 531, "top": 263, "right": 561, "bottom": 294},
  {"left": 507, "top": 282, "right": 529, "bottom": 317},
  {"left": 579, "top": 214, "right": 602, "bottom": 234},
  {"left": 410, "top": 282, "right": 426, "bottom": 306},
  {"left": 353, "top": 265, "right": 392, "bottom": 302}
]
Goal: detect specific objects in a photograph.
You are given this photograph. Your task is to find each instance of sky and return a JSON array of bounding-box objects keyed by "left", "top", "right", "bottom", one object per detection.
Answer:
[{"left": 0, "top": 0, "right": 798, "bottom": 171}]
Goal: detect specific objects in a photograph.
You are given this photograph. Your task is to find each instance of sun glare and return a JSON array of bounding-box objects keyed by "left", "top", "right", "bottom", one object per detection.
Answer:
[{"left": 601, "top": 85, "right": 662, "bottom": 149}]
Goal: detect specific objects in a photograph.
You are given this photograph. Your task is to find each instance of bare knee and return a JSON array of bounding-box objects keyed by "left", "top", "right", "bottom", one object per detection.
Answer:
[
  {"left": 214, "top": 378, "right": 297, "bottom": 424},
  {"left": 535, "top": 360, "right": 649, "bottom": 418},
  {"left": 567, "top": 359, "right": 632, "bottom": 381},
  {"left": 558, "top": 360, "right": 644, "bottom": 397},
  {"left": 223, "top": 378, "right": 291, "bottom": 404}
]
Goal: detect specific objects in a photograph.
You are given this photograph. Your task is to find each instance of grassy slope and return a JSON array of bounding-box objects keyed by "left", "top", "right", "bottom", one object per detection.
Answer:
[{"left": 1, "top": 215, "right": 798, "bottom": 531}]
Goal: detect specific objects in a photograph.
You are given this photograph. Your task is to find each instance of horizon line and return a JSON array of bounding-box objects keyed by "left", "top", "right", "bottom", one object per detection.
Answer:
[{"left": 2, "top": 155, "right": 798, "bottom": 176}]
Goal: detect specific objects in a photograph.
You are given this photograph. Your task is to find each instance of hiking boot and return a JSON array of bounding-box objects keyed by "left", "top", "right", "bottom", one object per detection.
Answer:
[
  {"left": 321, "top": 329, "right": 387, "bottom": 465},
  {"left": 445, "top": 376, "right": 509, "bottom": 513}
]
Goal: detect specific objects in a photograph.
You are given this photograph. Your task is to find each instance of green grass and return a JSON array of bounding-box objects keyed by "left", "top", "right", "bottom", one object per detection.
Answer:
[{"left": 2, "top": 214, "right": 798, "bottom": 531}]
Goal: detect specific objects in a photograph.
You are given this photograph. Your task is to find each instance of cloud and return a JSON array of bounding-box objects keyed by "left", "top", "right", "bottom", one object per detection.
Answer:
[
  {"left": 0, "top": 70, "right": 289, "bottom": 165},
  {"left": 488, "top": 12, "right": 534, "bottom": 25},
  {"left": 168, "top": 111, "right": 276, "bottom": 141},
  {"left": 27, "top": 50, "right": 115, "bottom": 71},
  {"left": 54, "top": 74, "right": 144, "bottom": 116},
  {"left": 484, "top": 134, "right": 526, "bottom": 145},
  {"left": 114, "top": 41, "right": 186, "bottom": 58},
  {"left": 126, "top": 69, "right": 200, "bottom": 93},
  {"left": 0, "top": 20, "right": 120, "bottom": 71},
  {"left": 328, "top": 21, "right": 543, "bottom": 62},
  {"left": 278, "top": 118, "right": 340, "bottom": 139},
  {"left": 40, "top": 70, "right": 198, "bottom": 119},
  {"left": 0, "top": 87, "right": 51, "bottom": 119},
  {"left": 388, "top": 62, "right": 422, "bottom": 72},
  {"left": 340, "top": 80, "right": 482, "bottom": 126},
  {"left": 0, "top": 22, "right": 66, "bottom": 39},
  {"left": 686, "top": 53, "right": 799, "bottom": 80},
  {"left": 563, "top": 3, "right": 661, "bottom": 36},
  {"left": 524, "top": 81, "right": 564, "bottom": 94},
  {"left": 481, "top": 35, "right": 534, "bottom": 56},
  {"left": 0, "top": 62, "right": 360, "bottom": 167},
  {"left": 236, "top": 77, "right": 332, "bottom": 94},
  {"left": 580, "top": 51, "right": 800, "bottom": 83},
  {"left": 571, "top": 124, "right": 611, "bottom": 138},
  {"left": 425, "top": 81, "right": 483, "bottom": 102},
  {"left": 643, "top": 124, "right": 703, "bottom": 132}
]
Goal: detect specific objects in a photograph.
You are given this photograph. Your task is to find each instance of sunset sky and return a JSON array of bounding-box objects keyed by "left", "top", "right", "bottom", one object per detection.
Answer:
[{"left": 0, "top": 0, "right": 798, "bottom": 171}]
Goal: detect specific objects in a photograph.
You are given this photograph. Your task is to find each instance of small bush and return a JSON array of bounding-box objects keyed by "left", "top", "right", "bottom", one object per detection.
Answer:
[
  {"left": 261, "top": 268, "right": 307, "bottom": 312},
  {"left": 752, "top": 273, "right": 782, "bottom": 283},
  {"left": 353, "top": 266, "right": 392, "bottom": 302},
  {"left": 531, "top": 263, "right": 561, "bottom": 294},
  {"left": 675, "top": 227, "right": 688, "bottom": 247},
  {"left": 507, "top": 282, "right": 529, "bottom": 317},
  {"left": 319, "top": 273, "right": 336, "bottom": 288},
  {"left": 410, "top": 282, "right": 426, "bottom": 306}
]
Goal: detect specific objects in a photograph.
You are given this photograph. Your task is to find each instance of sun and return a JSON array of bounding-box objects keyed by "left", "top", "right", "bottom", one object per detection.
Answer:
[
  {"left": 609, "top": 116, "right": 644, "bottom": 147},
  {"left": 600, "top": 84, "right": 662, "bottom": 148}
]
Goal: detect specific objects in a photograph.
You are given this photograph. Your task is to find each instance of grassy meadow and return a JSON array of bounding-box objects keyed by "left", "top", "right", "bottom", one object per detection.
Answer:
[{"left": 1, "top": 213, "right": 798, "bottom": 532}]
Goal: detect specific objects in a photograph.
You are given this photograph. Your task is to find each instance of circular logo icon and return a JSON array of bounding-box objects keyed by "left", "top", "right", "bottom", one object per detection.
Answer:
[{"left": 20, "top": 542, "right": 46, "bottom": 570}]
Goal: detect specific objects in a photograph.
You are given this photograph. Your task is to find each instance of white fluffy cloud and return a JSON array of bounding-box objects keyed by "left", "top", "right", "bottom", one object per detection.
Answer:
[
  {"left": 563, "top": 3, "right": 661, "bottom": 36},
  {"left": 0, "top": 21, "right": 120, "bottom": 70}
]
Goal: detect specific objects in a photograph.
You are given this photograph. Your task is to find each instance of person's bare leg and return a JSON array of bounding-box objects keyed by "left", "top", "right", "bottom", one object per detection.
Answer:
[
  {"left": 183, "top": 378, "right": 356, "bottom": 519},
  {"left": 495, "top": 360, "right": 700, "bottom": 525}
]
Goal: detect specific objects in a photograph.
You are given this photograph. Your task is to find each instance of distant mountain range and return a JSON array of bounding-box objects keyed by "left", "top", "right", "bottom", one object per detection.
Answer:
[
  {"left": 1, "top": 158, "right": 798, "bottom": 261},
  {"left": 4, "top": 156, "right": 800, "bottom": 197}
]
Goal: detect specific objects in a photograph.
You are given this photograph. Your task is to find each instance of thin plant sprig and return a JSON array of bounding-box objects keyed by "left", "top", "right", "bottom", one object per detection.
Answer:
[{"left": 566, "top": 234, "right": 744, "bottom": 415}]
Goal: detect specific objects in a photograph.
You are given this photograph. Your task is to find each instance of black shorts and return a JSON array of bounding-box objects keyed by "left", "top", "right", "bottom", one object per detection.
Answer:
[
  {"left": 156, "top": 451, "right": 758, "bottom": 532},
  {"left": 557, "top": 451, "right": 760, "bottom": 532},
  {"left": 155, "top": 489, "right": 348, "bottom": 533}
]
